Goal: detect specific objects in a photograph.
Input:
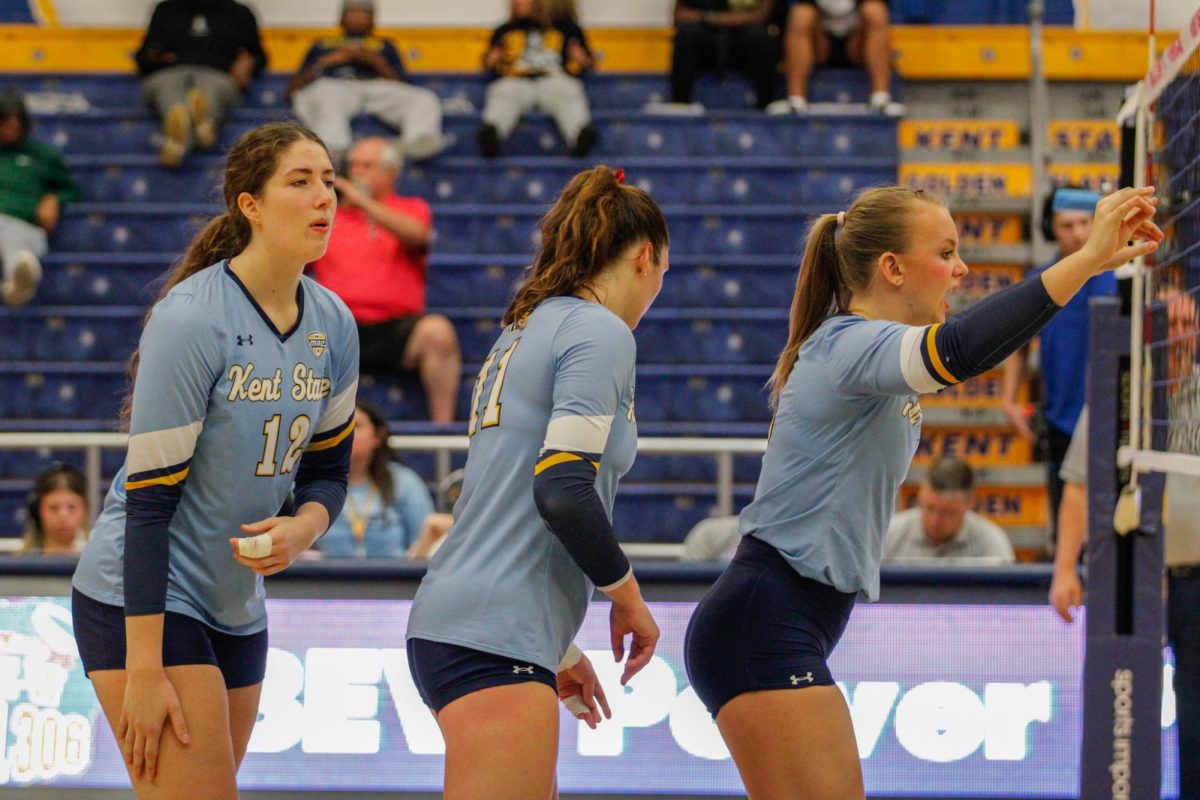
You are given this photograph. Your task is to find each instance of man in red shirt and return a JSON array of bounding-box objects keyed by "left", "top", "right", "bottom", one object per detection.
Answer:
[{"left": 310, "top": 136, "right": 461, "bottom": 422}]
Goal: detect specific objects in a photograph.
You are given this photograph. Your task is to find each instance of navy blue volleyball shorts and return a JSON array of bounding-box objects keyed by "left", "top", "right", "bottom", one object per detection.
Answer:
[
  {"left": 407, "top": 637, "right": 557, "bottom": 713},
  {"left": 684, "top": 534, "right": 857, "bottom": 717},
  {"left": 71, "top": 588, "right": 269, "bottom": 690}
]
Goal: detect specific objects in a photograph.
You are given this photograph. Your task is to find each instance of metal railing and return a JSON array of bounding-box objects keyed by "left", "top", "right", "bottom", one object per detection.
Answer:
[{"left": 0, "top": 432, "right": 769, "bottom": 531}]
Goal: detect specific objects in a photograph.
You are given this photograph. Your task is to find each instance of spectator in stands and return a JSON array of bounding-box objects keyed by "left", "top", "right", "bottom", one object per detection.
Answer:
[
  {"left": 405, "top": 469, "right": 464, "bottom": 560},
  {"left": 315, "top": 399, "right": 434, "bottom": 559},
  {"left": 135, "top": 0, "right": 267, "bottom": 168},
  {"left": 309, "top": 136, "right": 462, "bottom": 423},
  {"left": 768, "top": 0, "right": 905, "bottom": 116},
  {"left": 289, "top": 0, "right": 449, "bottom": 163},
  {"left": 479, "top": 0, "right": 599, "bottom": 158},
  {"left": 0, "top": 88, "right": 80, "bottom": 306},
  {"left": 681, "top": 515, "right": 740, "bottom": 561},
  {"left": 1001, "top": 187, "right": 1113, "bottom": 540},
  {"left": 657, "top": 0, "right": 779, "bottom": 113},
  {"left": 20, "top": 464, "right": 89, "bottom": 555},
  {"left": 883, "top": 456, "right": 1015, "bottom": 561}
]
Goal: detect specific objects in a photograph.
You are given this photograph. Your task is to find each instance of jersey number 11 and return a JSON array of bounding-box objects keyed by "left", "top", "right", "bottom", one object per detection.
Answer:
[{"left": 468, "top": 339, "right": 520, "bottom": 436}]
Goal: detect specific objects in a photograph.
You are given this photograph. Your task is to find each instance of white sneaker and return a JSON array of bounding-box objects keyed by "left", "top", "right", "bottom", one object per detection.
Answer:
[
  {"left": 2, "top": 250, "right": 42, "bottom": 306},
  {"left": 642, "top": 101, "right": 706, "bottom": 116},
  {"left": 766, "top": 96, "right": 808, "bottom": 115},
  {"left": 403, "top": 132, "right": 455, "bottom": 161},
  {"left": 869, "top": 91, "right": 907, "bottom": 117}
]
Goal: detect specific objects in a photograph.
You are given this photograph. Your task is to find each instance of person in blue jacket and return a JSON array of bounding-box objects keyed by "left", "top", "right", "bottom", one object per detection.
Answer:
[{"left": 316, "top": 398, "right": 435, "bottom": 559}]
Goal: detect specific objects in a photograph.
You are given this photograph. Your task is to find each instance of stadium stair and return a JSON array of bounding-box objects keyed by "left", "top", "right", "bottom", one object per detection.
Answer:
[{"left": 0, "top": 69, "right": 896, "bottom": 544}]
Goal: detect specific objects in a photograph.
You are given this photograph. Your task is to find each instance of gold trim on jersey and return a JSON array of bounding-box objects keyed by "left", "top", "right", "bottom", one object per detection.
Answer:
[
  {"left": 126, "top": 466, "right": 190, "bottom": 491},
  {"left": 306, "top": 417, "right": 355, "bottom": 452},
  {"left": 924, "top": 324, "right": 960, "bottom": 384},
  {"left": 534, "top": 451, "right": 600, "bottom": 475}
]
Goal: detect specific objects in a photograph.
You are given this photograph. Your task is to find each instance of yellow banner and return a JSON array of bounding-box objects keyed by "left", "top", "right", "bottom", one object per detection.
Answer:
[
  {"left": 954, "top": 215, "right": 1024, "bottom": 244},
  {"left": 1048, "top": 120, "right": 1120, "bottom": 154},
  {"left": 914, "top": 427, "right": 1033, "bottom": 466},
  {"left": 899, "top": 164, "right": 1031, "bottom": 198},
  {"left": 898, "top": 484, "right": 1047, "bottom": 527},
  {"left": 922, "top": 368, "right": 1028, "bottom": 407},
  {"left": 899, "top": 120, "right": 1020, "bottom": 151},
  {"left": 1048, "top": 163, "right": 1121, "bottom": 191}
]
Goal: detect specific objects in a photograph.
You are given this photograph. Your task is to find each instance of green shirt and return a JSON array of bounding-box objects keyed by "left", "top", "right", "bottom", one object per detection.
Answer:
[{"left": 0, "top": 138, "right": 81, "bottom": 225}]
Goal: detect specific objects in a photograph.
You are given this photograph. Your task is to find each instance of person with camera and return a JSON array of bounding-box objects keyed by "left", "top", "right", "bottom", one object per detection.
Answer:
[{"left": 308, "top": 136, "right": 461, "bottom": 424}]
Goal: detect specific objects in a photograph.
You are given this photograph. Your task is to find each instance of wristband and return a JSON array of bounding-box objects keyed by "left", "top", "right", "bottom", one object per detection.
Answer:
[{"left": 558, "top": 643, "right": 583, "bottom": 672}]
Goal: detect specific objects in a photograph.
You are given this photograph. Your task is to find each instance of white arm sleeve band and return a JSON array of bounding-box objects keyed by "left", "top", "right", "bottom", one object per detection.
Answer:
[{"left": 558, "top": 642, "right": 583, "bottom": 672}]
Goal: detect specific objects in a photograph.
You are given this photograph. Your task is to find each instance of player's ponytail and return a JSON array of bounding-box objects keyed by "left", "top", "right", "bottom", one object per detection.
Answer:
[
  {"left": 768, "top": 186, "right": 945, "bottom": 409},
  {"left": 119, "top": 121, "right": 329, "bottom": 428},
  {"left": 768, "top": 213, "right": 841, "bottom": 407},
  {"left": 503, "top": 164, "right": 668, "bottom": 328}
]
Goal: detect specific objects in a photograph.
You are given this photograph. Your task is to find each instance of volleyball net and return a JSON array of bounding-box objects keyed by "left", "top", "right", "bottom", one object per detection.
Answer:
[{"left": 1122, "top": 6, "right": 1200, "bottom": 479}]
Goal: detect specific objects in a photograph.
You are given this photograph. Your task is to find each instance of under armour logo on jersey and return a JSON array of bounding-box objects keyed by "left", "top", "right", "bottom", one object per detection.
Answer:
[
  {"left": 513, "top": 665, "right": 535, "bottom": 674},
  {"left": 236, "top": 334, "right": 253, "bottom": 346},
  {"left": 790, "top": 672, "right": 814, "bottom": 685},
  {"left": 901, "top": 398, "right": 922, "bottom": 426}
]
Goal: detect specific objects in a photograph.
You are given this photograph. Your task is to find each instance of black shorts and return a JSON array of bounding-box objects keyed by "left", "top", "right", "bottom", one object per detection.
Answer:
[
  {"left": 406, "top": 638, "right": 557, "bottom": 713},
  {"left": 791, "top": 0, "right": 888, "bottom": 67},
  {"left": 71, "top": 588, "right": 269, "bottom": 690},
  {"left": 357, "top": 315, "right": 423, "bottom": 375},
  {"left": 684, "top": 535, "right": 856, "bottom": 717}
]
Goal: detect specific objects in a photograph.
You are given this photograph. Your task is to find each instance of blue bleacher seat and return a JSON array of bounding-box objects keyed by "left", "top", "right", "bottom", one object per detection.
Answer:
[
  {"left": 12, "top": 69, "right": 889, "bottom": 115},
  {"left": 1, "top": 66, "right": 898, "bottom": 544},
  {"left": 612, "top": 484, "right": 755, "bottom": 543}
]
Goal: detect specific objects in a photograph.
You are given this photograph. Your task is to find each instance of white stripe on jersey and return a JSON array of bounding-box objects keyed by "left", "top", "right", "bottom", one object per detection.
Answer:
[
  {"left": 899, "top": 326, "right": 945, "bottom": 394},
  {"left": 597, "top": 567, "right": 633, "bottom": 594},
  {"left": 127, "top": 420, "right": 204, "bottom": 474},
  {"left": 543, "top": 414, "right": 614, "bottom": 455},
  {"left": 315, "top": 379, "right": 358, "bottom": 433}
]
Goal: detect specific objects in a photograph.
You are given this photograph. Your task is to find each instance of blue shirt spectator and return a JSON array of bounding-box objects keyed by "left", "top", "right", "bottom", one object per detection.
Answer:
[{"left": 315, "top": 399, "right": 435, "bottom": 559}]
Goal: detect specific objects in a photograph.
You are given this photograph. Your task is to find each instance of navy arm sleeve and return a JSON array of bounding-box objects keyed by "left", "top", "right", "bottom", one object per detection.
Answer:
[
  {"left": 293, "top": 413, "right": 353, "bottom": 526},
  {"left": 532, "top": 308, "right": 635, "bottom": 591},
  {"left": 293, "top": 300, "right": 359, "bottom": 530},
  {"left": 929, "top": 274, "right": 1060, "bottom": 388},
  {"left": 831, "top": 273, "right": 1062, "bottom": 398},
  {"left": 123, "top": 298, "right": 221, "bottom": 616}
]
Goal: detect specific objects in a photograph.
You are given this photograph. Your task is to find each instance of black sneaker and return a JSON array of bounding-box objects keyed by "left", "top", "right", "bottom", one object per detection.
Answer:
[
  {"left": 478, "top": 124, "right": 501, "bottom": 158},
  {"left": 571, "top": 124, "right": 599, "bottom": 157}
]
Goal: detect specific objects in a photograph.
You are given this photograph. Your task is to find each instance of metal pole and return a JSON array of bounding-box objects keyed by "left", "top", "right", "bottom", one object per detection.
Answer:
[
  {"left": 84, "top": 445, "right": 102, "bottom": 527},
  {"left": 1028, "top": 0, "right": 1051, "bottom": 266},
  {"left": 715, "top": 452, "right": 733, "bottom": 517},
  {"left": 435, "top": 448, "right": 451, "bottom": 486}
]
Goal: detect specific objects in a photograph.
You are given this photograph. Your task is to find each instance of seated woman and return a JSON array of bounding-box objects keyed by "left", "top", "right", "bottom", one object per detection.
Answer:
[
  {"left": 20, "top": 463, "right": 89, "bottom": 555},
  {"left": 316, "top": 399, "right": 434, "bottom": 559}
]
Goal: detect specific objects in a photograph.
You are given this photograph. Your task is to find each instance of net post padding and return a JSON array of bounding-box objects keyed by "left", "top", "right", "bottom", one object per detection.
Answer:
[{"left": 1080, "top": 297, "right": 1166, "bottom": 799}]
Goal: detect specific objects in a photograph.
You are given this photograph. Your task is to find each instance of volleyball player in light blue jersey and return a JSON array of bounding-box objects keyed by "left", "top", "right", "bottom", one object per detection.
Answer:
[
  {"left": 685, "top": 185, "right": 1162, "bottom": 799},
  {"left": 71, "top": 122, "right": 357, "bottom": 799},
  {"left": 407, "top": 166, "right": 664, "bottom": 800}
]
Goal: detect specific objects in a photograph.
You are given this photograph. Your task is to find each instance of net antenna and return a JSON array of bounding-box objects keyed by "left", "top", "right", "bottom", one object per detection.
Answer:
[{"left": 1115, "top": 4, "right": 1200, "bottom": 483}]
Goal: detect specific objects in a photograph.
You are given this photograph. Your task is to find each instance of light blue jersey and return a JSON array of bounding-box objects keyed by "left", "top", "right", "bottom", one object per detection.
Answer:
[
  {"left": 317, "top": 463, "right": 434, "bottom": 558},
  {"left": 73, "top": 262, "right": 359, "bottom": 634},
  {"left": 741, "top": 315, "right": 947, "bottom": 601},
  {"left": 407, "top": 297, "right": 638, "bottom": 672}
]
